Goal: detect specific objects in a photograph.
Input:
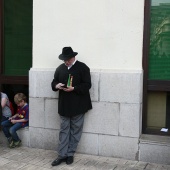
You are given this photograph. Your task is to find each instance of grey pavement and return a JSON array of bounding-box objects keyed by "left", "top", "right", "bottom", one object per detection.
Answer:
[{"left": 0, "top": 144, "right": 169, "bottom": 170}]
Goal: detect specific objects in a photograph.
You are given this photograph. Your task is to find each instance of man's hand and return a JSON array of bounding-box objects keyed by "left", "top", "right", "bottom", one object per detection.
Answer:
[
  {"left": 56, "top": 83, "right": 66, "bottom": 90},
  {"left": 63, "top": 86, "right": 74, "bottom": 92}
]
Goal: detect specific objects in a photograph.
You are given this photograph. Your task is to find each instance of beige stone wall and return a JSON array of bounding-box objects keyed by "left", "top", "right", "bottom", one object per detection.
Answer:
[
  {"left": 28, "top": 68, "right": 143, "bottom": 160},
  {"left": 32, "top": 0, "right": 144, "bottom": 70},
  {"left": 31, "top": 0, "right": 144, "bottom": 161}
]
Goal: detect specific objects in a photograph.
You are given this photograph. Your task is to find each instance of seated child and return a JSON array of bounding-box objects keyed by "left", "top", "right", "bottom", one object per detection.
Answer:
[{"left": 1, "top": 93, "right": 29, "bottom": 148}]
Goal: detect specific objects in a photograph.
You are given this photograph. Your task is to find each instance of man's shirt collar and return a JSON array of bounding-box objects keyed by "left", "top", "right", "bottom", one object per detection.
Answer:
[{"left": 68, "top": 59, "right": 77, "bottom": 70}]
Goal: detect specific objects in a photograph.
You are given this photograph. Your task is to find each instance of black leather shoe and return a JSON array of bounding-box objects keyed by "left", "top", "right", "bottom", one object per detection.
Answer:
[
  {"left": 51, "top": 158, "right": 66, "bottom": 166},
  {"left": 66, "top": 156, "right": 74, "bottom": 165}
]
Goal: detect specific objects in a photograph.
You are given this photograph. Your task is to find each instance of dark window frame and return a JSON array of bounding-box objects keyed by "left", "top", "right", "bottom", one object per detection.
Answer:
[{"left": 142, "top": 0, "right": 170, "bottom": 135}]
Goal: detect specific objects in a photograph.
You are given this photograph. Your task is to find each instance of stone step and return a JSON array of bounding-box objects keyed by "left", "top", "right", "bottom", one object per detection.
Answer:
[
  {"left": 0, "top": 127, "right": 29, "bottom": 147},
  {"left": 139, "top": 134, "right": 170, "bottom": 165}
]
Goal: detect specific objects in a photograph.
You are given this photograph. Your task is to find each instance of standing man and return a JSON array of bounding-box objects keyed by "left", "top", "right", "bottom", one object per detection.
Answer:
[{"left": 51, "top": 47, "right": 92, "bottom": 166}]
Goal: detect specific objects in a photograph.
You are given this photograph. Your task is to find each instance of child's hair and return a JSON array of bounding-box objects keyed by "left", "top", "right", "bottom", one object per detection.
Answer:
[{"left": 14, "top": 93, "right": 27, "bottom": 104}]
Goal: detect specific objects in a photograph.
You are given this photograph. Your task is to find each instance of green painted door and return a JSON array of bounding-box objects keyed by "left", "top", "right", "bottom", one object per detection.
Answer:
[{"left": 3, "top": 0, "right": 32, "bottom": 76}]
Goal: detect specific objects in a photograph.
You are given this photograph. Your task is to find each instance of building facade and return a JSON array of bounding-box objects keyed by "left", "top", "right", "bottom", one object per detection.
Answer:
[{"left": 0, "top": 0, "right": 170, "bottom": 165}]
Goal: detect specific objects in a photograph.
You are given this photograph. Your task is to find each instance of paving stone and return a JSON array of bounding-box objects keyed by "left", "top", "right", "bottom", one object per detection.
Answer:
[
  {"left": 21, "top": 155, "right": 38, "bottom": 163},
  {"left": 145, "top": 163, "right": 158, "bottom": 170},
  {"left": 0, "top": 157, "right": 11, "bottom": 166},
  {"left": 94, "top": 161, "right": 115, "bottom": 169},
  {"left": 1, "top": 160, "right": 27, "bottom": 170},
  {"left": 8, "top": 152, "right": 30, "bottom": 161},
  {"left": 101, "top": 162, "right": 117, "bottom": 170},
  {"left": 156, "top": 164, "right": 170, "bottom": 170},
  {"left": 134, "top": 161, "right": 148, "bottom": 169},
  {"left": 1, "top": 151, "right": 19, "bottom": 159},
  {"left": 0, "top": 145, "right": 169, "bottom": 170},
  {"left": 106, "top": 157, "right": 119, "bottom": 164},
  {"left": 27, "top": 156, "right": 46, "bottom": 165},
  {"left": 114, "top": 165, "right": 127, "bottom": 170},
  {"left": 0, "top": 150, "right": 9, "bottom": 156},
  {"left": 84, "top": 160, "right": 99, "bottom": 166},
  {"left": 156, "top": 165, "right": 169, "bottom": 170},
  {"left": 125, "top": 160, "right": 138, "bottom": 166},
  {"left": 117, "top": 159, "right": 128, "bottom": 165},
  {"left": 126, "top": 168, "right": 143, "bottom": 170},
  {"left": 34, "top": 158, "right": 53, "bottom": 167},
  {"left": 19, "top": 164, "right": 50, "bottom": 170}
]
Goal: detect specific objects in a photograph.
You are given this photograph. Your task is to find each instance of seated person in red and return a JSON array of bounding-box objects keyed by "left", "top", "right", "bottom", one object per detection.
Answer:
[{"left": 1, "top": 93, "right": 29, "bottom": 148}]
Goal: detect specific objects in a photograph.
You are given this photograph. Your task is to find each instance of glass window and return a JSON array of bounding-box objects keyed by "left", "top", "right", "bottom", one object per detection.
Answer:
[
  {"left": 149, "top": 0, "right": 170, "bottom": 80},
  {"left": 145, "top": 0, "right": 170, "bottom": 135},
  {"left": 147, "top": 92, "right": 166, "bottom": 129}
]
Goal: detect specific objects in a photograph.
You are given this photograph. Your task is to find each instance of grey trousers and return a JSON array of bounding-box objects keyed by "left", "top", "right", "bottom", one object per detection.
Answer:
[{"left": 58, "top": 113, "right": 84, "bottom": 158}]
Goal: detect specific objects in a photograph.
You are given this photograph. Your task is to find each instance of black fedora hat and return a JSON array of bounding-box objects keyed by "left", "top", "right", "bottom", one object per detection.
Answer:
[{"left": 59, "top": 47, "right": 78, "bottom": 60}]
